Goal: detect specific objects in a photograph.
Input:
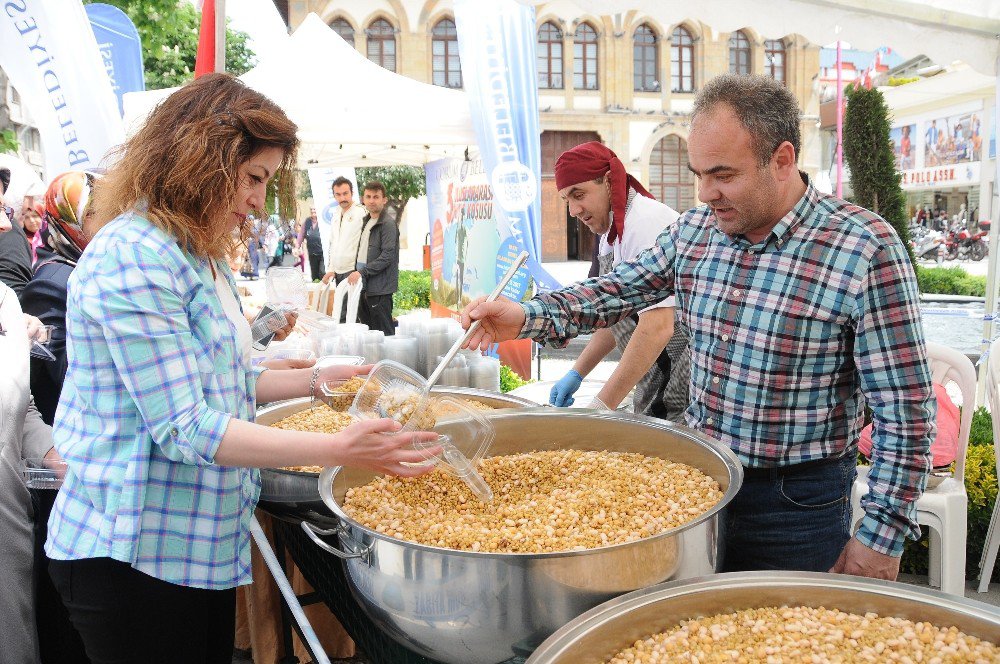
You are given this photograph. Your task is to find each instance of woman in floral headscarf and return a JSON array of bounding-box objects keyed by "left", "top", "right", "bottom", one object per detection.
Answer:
[{"left": 18, "top": 170, "right": 94, "bottom": 664}]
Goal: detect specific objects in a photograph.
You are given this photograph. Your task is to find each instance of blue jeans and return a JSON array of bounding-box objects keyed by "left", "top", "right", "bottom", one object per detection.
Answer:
[{"left": 721, "top": 454, "right": 856, "bottom": 572}]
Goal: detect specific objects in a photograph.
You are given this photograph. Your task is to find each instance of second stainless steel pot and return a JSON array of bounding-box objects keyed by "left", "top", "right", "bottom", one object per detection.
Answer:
[{"left": 307, "top": 408, "right": 743, "bottom": 664}]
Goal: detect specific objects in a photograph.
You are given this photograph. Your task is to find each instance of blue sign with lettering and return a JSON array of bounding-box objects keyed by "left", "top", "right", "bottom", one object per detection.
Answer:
[{"left": 86, "top": 3, "right": 144, "bottom": 116}]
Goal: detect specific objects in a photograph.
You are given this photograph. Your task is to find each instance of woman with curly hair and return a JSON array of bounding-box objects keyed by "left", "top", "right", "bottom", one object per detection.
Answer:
[{"left": 44, "top": 74, "right": 439, "bottom": 663}]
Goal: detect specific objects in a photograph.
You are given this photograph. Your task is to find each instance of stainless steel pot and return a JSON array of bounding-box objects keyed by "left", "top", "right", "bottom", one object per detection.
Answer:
[
  {"left": 527, "top": 571, "right": 1000, "bottom": 663},
  {"left": 255, "top": 389, "right": 534, "bottom": 525},
  {"left": 304, "top": 408, "right": 743, "bottom": 664}
]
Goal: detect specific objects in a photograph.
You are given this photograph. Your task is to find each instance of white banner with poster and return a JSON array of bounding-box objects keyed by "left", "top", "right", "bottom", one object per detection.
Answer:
[
  {"left": 892, "top": 101, "right": 985, "bottom": 191},
  {"left": 0, "top": 0, "right": 124, "bottom": 177},
  {"left": 307, "top": 167, "right": 358, "bottom": 262}
]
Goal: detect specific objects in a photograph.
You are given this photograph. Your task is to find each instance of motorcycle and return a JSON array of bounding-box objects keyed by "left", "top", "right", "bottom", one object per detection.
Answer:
[
  {"left": 944, "top": 220, "right": 990, "bottom": 261},
  {"left": 911, "top": 227, "right": 945, "bottom": 262}
]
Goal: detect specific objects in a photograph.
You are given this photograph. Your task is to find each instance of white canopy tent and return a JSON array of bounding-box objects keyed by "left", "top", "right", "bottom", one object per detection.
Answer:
[{"left": 122, "top": 13, "right": 477, "bottom": 168}]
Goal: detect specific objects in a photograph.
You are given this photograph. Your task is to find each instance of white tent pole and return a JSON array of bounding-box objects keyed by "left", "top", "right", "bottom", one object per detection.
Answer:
[
  {"left": 836, "top": 39, "right": 844, "bottom": 198},
  {"left": 977, "top": 50, "right": 1000, "bottom": 406},
  {"left": 215, "top": 0, "right": 226, "bottom": 73}
]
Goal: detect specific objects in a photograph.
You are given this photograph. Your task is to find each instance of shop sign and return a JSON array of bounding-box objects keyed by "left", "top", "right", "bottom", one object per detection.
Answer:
[{"left": 899, "top": 162, "right": 981, "bottom": 190}]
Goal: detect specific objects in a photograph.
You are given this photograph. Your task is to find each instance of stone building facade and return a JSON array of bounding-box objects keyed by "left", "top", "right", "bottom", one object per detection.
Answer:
[{"left": 285, "top": 1, "right": 821, "bottom": 260}]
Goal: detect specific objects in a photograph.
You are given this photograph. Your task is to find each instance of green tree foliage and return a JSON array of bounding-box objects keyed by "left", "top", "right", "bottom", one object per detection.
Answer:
[
  {"left": 83, "top": 0, "right": 256, "bottom": 90},
  {"left": 843, "top": 85, "right": 916, "bottom": 267},
  {"left": 0, "top": 129, "right": 18, "bottom": 155},
  {"left": 356, "top": 166, "right": 426, "bottom": 225}
]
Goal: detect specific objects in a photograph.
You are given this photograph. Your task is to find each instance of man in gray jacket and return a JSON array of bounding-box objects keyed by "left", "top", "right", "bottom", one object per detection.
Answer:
[{"left": 347, "top": 180, "right": 399, "bottom": 335}]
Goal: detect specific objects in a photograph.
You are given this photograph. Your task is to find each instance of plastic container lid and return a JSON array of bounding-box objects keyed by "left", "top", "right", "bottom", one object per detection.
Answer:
[
  {"left": 349, "top": 361, "right": 495, "bottom": 502},
  {"left": 265, "top": 266, "right": 308, "bottom": 308},
  {"left": 429, "top": 397, "right": 495, "bottom": 502},
  {"left": 318, "top": 379, "right": 359, "bottom": 411},
  {"left": 266, "top": 347, "right": 316, "bottom": 362}
]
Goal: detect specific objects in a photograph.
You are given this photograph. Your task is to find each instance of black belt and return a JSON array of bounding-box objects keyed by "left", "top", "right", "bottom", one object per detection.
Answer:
[{"left": 742, "top": 453, "right": 848, "bottom": 481}]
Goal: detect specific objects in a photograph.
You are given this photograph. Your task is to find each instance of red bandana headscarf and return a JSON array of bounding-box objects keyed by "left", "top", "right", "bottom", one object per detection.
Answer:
[{"left": 554, "top": 141, "right": 654, "bottom": 245}]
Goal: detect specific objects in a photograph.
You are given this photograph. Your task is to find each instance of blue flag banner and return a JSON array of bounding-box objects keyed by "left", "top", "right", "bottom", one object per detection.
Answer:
[
  {"left": 86, "top": 3, "right": 144, "bottom": 117},
  {"left": 453, "top": 0, "right": 561, "bottom": 292}
]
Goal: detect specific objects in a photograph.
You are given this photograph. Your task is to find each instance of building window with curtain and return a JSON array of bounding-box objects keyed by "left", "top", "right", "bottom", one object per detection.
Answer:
[
  {"left": 330, "top": 18, "right": 355, "bottom": 46},
  {"left": 537, "top": 21, "right": 564, "bottom": 89},
  {"left": 649, "top": 135, "right": 695, "bottom": 213},
  {"left": 573, "top": 22, "right": 598, "bottom": 90},
  {"left": 432, "top": 18, "right": 462, "bottom": 88},
  {"left": 366, "top": 19, "right": 396, "bottom": 72},
  {"left": 765, "top": 39, "right": 785, "bottom": 85},
  {"left": 671, "top": 25, "right": 694, "bottom": 93},
  {"left": 729, "top": 30, "right": 751, "bottom": 75},
  {"left": 633, "top": 24, "right": 660, "bottom": 92}
]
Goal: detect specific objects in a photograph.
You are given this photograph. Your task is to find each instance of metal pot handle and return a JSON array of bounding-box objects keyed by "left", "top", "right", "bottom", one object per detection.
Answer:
[{"left": 300, "top": 521, "right": 373, "bottom": 563}]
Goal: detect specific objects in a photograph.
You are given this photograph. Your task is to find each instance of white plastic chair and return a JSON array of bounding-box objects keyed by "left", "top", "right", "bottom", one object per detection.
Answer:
[
  {"left": 977, "top": 339, "right": 1000, "bottom": 593},
  {"left": 315, "top": 277, "right": 363, "bottom": 323},
  {"left": 850, "top": 342, "right": 975, "bottom": 597}
]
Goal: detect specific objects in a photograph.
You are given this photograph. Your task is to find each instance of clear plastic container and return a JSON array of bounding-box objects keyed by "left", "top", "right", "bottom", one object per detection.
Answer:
[
  {"left": 349, "top": 359, "right": 433, "bottom": 429},
  {"left": 266, "top": 347, "right": 316, "bottom": 362},
  {"left": 265, "top": 266, "right": 308, "bottom": 308},
  {"left": 349, "top": 362, "right": 496, "bottom": 502},
  {"left": 468, "top": 356, "right": 501, "bottom": 392},
  {"left": 318, "top": 380, "right": 359, "bottom": 411},
  {"left": 382, "top": 336, "right": 419, "bottom": 372},
  {"left": 22, "top": 458, "right": 67, "bottom": 489}
]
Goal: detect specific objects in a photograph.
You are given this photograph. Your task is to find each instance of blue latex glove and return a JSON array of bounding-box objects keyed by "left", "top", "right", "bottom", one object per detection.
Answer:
[{"left": 549, "top": 369, "right": 583, "bottom": 407}]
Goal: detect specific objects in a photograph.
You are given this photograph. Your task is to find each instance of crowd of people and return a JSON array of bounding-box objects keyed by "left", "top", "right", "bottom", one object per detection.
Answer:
[{"left": 0, "top": 69, "right": 942, "bottom": 663}]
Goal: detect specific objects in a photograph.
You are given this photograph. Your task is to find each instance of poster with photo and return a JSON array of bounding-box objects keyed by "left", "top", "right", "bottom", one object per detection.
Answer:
[
  {"left": 889, "top": 124, "right": 916, "bottom": 171},
  {"left": 425, "top": 156, "right": 532, "bottom": 377},
  {"left": 923, "top": 110, "right": 984, "bottom": 166}
]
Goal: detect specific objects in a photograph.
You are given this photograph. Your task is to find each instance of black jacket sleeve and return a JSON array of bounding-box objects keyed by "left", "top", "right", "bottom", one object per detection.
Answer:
[
  {"left": 0, "top": 224, "right": 33, "bottom": 296},
  {"left": 19, "top": 262, "right": 72, "bottom": 423}
]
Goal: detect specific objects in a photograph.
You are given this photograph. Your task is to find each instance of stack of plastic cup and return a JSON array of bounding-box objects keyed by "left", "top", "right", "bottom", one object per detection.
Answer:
[
  {"left": 436, "top": 353, "right": 470, "bottom": 388},
  {"left": 468, "top": 355, "right": 501, "bottom": 392},
  {"left": 361, "top": 330, "right": 385, "bottom": 364},
  {"left": 382, "top": 335, "right": 419, "bottom": 372},
  {"left": 336, "top": 323, "right": 369, "bottom": 357}
]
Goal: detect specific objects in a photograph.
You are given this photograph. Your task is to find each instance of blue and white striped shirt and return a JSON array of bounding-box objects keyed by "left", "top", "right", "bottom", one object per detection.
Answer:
[{"left": 46, "top": 213, "right": 263, "bottom": 589}]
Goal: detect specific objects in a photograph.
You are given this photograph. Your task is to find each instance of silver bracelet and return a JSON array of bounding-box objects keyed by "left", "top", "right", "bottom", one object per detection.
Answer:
[{"left": 308, "top": 365, "right": 321, "bottom": 401}]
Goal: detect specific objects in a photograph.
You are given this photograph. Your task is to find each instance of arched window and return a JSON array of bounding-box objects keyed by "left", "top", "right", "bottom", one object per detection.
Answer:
[
  {"left": 765, "top": 39, "right": 785, "bottom": 85},
  {"left": 330, "top": 18, "right": 355, "bottom": 46},
  {"left": 729, "top": 30, "right": 751, "bottom": 75},
  {"left": 573, "top": 23, "right": 598, "bottom": 90},
  {"left": 366, "top": 19, "right": 396, "bottom": 72},
  {"left": 649, "top": 135, "right": 695, "bottom": 213},
  {"left": 537, "top": 22, "right": 563, "bottom": 89},
  {"left": 633, "top": 24, "right": 659, "bottom": 92},
  {"left": 671, "top": 25, "right": 694, "bottom": 93},
  {"left": 432, "top": 19, "right": 462, "bottom": 88}
]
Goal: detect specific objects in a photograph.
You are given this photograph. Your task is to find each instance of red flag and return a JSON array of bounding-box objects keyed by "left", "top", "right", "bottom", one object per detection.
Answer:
[{"left": 194, "top": 0, "right": 216, "bottom": 78}]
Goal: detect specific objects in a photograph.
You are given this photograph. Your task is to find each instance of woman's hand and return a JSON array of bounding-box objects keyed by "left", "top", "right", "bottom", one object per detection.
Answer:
[
  {"left": 333, "top": 418, "right": 442, "bottom": 477},
  {"left": 317, "top": 363, "right": 371, "bottom": 385},
  {"left": 271, "top": 310, "right": 299, "bottom": 341},
  {"left": 24, "top": 314, "right": 45, "bottom": 341},
  {"left": 260, "top": 357, "right": 315, "bottom": 370}
]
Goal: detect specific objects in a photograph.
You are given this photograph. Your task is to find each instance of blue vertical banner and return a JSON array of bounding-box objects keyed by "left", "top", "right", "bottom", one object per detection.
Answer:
[
  {"left": 453, "top": 0, "right": 561, "bottom": 292},
  {"left": 86, "top": 3, "right": 145, "bottom": 117}
]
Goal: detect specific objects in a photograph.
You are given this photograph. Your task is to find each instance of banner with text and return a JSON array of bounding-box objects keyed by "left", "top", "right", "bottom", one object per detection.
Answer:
[
  {"left": 426, "top": 156, "right": 532, "bottom": 377},
  {"left": 453, "top": 0, "right": 560, "bottom": 295},
  {"left": 86, "top": 3, "right": 145, "bottom": 117},
  {"left": 892, "top": 102, "right": 986, "bottom": 191},
  {"left": 1, "top": 0, "right": 124, "bottom": 177}
]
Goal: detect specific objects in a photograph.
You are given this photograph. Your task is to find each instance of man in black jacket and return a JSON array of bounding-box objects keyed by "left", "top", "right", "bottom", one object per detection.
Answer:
[{"left": 346, "top": 181, "right": 399, "bottom": 335}]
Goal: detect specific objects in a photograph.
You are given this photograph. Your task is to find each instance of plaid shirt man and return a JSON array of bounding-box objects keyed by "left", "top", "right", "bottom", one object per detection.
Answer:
[
  {"left": 46, "top": 213, "right": 263, "bottom": 589},
  {"left": 522, "top": 178, "right": 934, "bottom": 556}
]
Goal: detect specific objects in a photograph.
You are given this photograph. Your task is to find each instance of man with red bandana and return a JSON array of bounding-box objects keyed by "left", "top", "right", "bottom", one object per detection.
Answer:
[{"left": 548, "top": 142, "right": 689, "bottom": 420}]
